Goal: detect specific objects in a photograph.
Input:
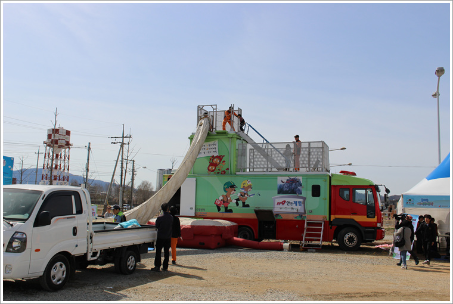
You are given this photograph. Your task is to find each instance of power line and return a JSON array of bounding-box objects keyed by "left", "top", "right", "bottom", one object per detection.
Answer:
[{"left": 351, "top": 164, "right": 436, "bottom": 168}]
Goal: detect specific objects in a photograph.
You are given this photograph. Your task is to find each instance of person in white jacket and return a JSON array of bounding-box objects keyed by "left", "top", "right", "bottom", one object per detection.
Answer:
[{"left": 395, "top": 221, "right": 413, "bottom": 269}]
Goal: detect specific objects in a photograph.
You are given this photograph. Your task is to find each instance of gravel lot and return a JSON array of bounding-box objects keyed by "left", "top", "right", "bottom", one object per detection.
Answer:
[{"left": 3, "top": 238, "right": 451, "bottom": 302}]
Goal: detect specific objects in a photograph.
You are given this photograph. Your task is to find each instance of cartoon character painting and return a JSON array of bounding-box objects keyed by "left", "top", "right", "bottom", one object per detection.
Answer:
[
  {"left": 207, "top": 155, "right": 229, "bottom": 174},
  {"left": 277, "top": 177, "right": 302, "bottom": 195},
  {"left": 235, "top": 179, "right": 256, "bottom": 208},
  {"left": 214, "top": 181, "right": 237, "bottom": 213}
]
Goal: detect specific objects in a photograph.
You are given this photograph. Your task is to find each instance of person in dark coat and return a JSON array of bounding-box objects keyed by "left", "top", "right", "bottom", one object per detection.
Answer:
[
  {"left": 151, "top": 203, "right": 173, "bottom": 272},
  {"left": 415, "top": 215, "right": 425, "bottom": 254},
  {"left": 170, "top": 206, "right": 181, "bottom": 265},
  {"left": 421, "top": 214, "right": 437, "bottom": 265},
  {"left": 395, "top": 215, "right": 419, "bottom": 266}
]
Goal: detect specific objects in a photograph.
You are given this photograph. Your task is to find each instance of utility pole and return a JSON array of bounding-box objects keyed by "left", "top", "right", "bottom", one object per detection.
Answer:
[
  {"left": 84, "top": 142, "right": 91, "bottom": 189},
  {"left": 20, "top": 157, "right": 24, "bottom": 184},
  {"left": 35, "top": 147, "right": 44, "bottom": 184},
  {"left": 130, "top": 160, "right": 135, "bottom": 208},
  {"left": 104, "top": 144, "right": 122, "bottom": 210},
  {"left": 109, "top": 126, "right": 131, "bottom": 208},
  {"left": 122, "top": 136, "right": 131, "bottom": 203},
  {"left": 49, "top": 108, "right": 58, "bottom": 185}
]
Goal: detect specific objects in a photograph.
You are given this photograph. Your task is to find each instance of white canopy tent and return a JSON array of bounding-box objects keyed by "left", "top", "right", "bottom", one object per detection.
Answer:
[{"left": 397, "top": 153, "right": 451, "bottom": 235}]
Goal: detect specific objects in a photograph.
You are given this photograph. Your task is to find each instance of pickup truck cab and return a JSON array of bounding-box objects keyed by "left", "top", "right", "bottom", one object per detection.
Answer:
[{"left": 3, "top": 185, "right": 157, "bottom": 291}]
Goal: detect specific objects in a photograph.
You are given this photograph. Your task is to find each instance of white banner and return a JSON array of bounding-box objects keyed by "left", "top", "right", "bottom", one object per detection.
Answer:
[{"left": 197, "top": 140, "right": 218, "bottom": 158}]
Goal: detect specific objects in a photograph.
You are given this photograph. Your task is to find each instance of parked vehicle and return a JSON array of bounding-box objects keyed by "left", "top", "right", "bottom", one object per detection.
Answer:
[
  {"left": 163, "top": 127, "right": 389, "bottom": 251},
  {"left": 3, "top": 185, "right": 157, "bottom": 291}
]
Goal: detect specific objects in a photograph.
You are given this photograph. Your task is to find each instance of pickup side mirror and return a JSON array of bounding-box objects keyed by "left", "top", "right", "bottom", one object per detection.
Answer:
[{"left": 36, "top": 211, "right": 51, "bottom": 227}]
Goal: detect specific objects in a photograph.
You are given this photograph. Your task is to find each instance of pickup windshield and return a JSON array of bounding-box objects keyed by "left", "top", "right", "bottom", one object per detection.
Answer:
[{"left": 3, "top": 189, "right": 43, "bottom": 221}]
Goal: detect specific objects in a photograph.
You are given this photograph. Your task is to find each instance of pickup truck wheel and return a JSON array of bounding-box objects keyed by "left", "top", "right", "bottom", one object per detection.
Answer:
[
  {"left": 40, "top": 254, "right": 70, "bottom": 291},
  {"left": 120, "top": 250, "right": 137, "bottom": 275},
  {"left": 337, "top": 227, "right": 361, "bottom": 251}
]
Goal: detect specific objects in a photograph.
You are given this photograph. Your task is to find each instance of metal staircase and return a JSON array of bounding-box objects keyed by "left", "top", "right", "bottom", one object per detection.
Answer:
[
  {"left": 301, "top": 219, "right": 325, "bottom": 250},
  {"left": 237, "top": 128, "right": 285, "bottom": 170}
]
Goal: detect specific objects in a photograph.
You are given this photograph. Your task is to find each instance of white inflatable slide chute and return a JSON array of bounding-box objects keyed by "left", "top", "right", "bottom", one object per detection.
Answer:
[{"left": 125, "top": 117, "right": 210, "bottom": 224}]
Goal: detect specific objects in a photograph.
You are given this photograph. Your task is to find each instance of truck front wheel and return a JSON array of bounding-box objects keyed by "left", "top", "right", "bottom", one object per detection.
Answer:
[
  {"left": 40, "top": 254, "right": 70, "bottom": 291},
  {"left": 337, "top": 227, "right": 361, "bottom": 251},
  {"left": 120, "top": 250, "right": 137, "bottom": 275}
]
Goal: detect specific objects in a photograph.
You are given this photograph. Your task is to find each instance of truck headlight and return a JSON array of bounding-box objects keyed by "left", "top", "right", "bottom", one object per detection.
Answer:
[
  {"left": 377, "top": 223, "right": 382, "bottom": 227},
  {"left": 5, "top": 264, "right": 13, "bottom": 274},
  {"left": 6, "top": 232, "right": 27, "bottom": 253}
]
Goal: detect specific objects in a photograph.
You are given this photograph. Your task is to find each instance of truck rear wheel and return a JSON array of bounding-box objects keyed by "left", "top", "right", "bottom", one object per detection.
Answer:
[
  {"left": 40, "top": 254, "right": 70, "bottom": 291},
  {"left": 238, "top": 226, "right": 254, "bottom": 240},
  {"left": 120, "top": 250, "right": 137, "bottom": 275},
  {"left": 337, "top": 227, "right": 361, "bottom": 251}
]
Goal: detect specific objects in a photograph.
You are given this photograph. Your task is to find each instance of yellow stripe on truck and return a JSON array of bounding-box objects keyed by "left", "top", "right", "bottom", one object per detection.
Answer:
[{"left": 331, "top": 215, "right": 377, "bottom": 222}]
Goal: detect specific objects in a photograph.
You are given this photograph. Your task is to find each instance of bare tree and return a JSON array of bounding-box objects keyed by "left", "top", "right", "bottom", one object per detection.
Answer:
[
  {"left": 135, "top": 181, "right": 155, "bottom": 205},
  {"left": 70, "top": 179, "right": 80, "bottom": 186},
  {"left": 170, "top": 157, "right": 178, "bottom": 170}
]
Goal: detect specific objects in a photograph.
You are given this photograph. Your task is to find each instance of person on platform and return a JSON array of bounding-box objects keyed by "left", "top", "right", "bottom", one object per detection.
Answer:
[
  {"left": 222, "top": 106, "right": 239, "bottom": 131},
  {"left": 293, "top": 135, "right": 302, "bottom": 172}
]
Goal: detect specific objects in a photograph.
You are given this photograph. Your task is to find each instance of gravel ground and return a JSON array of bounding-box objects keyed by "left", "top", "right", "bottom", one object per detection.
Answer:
[{"left": 3, "top": 236, "right": 451, "bottom": 302}]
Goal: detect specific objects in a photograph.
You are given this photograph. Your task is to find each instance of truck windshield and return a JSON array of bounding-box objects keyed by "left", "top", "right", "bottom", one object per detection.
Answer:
[{"left": 3, "top": 189, "right": 43, "bottom": 221}]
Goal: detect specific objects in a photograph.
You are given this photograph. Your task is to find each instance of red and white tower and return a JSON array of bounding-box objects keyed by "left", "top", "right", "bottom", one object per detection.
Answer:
[{"left": 41, "top": 127, "right": 73, "bottom": 185}]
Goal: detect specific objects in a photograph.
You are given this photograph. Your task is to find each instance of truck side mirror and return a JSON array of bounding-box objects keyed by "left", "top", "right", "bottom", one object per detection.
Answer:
[
  {"left": 36, "top": 211, "right": 51, "bottom": 227},
  {"left": 384, "top": 194, "right": 388, "bottom": 203}
]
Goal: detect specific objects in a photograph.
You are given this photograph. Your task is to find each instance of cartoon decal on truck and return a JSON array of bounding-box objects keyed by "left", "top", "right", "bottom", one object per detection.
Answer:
[
  {"left": 234, "top": 179, "right": 257, "bottom": 208},
  {"left": 207, "top": 155, "right": 228, "bottom": 174},
  {"left": 214, "top": 181, "right": 237, "bottom": 212}
]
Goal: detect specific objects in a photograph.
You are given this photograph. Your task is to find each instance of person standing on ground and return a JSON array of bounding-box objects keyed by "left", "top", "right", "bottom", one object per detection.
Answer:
[
  {"left": 151, "top": 203, "right": 173, "bottom": 272},
  {"left": 104, "top": 206, "right": 114, "bottom": 218},
  {"left": 112, "top": 205, "right": 126, "bottom": 223},
  {"left": 293, "top": 135, "right": 302, "bottom": 172},
  {"left": 170, "top": 206, "right": 181, "bottom": 265},
  {"left": 421, "top": 214, "right": 437, "bottom": 265},
  {"left": 415, "top": 215, "right": 425, "bottom": 254},
  {"left": 395, "top": 215, "right": 419, "bottom": 266},
  {"left": 394, "top": 221, "right": 412, "bottom": 269}
]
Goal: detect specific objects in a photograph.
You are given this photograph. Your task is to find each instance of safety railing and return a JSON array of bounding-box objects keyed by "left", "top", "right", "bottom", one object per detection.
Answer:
[{"left": 237, "top": 141, "right": 330, "bottom": 172}]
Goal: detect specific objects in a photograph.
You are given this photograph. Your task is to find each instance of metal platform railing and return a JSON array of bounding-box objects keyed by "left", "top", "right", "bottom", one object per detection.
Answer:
[{"left": 237, "top": 141, "right": 330, "bottom": 172}]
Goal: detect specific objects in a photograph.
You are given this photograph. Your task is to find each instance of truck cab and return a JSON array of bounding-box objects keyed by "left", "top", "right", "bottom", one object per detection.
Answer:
[{"left": 330, "top": 173, "right": 385, "bottom": 250}]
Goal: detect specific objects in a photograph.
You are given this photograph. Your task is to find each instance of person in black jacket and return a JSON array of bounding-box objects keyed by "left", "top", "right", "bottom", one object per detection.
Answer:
[
  {"left": 170, "top": 206, "right": 181, "bottom": 265},
  {"left": 151, "top": 203, "right": 173, "bottom": 272},
  {"left": 395, "top": 215, "right": 419, "bottom": 266},
  {"left": 421, "top": 214, "right": 437, "bottom": 265},
  {"left": 414, "top": 215, "right": 425, "bottom": 254}
]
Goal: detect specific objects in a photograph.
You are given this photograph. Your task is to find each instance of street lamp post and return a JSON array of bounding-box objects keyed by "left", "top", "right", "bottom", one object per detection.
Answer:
[{"left": 432, "top": 67, "right": 445, "bottom": 164}]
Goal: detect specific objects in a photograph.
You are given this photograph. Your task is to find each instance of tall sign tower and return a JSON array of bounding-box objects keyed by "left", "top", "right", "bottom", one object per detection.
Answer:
[{"left": 40, "top": 127, "right": 73, "bottom": 185}]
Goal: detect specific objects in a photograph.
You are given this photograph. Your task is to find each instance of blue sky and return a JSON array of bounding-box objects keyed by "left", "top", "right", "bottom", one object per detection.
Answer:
[{"left": 2, "top": 2, "right": 451, "bottom": 196}]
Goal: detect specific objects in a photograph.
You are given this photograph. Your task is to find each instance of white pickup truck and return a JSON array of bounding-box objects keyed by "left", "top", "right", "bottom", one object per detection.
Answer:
[{"left": 3, "top": 185, "right": 157, "bottom": 291}]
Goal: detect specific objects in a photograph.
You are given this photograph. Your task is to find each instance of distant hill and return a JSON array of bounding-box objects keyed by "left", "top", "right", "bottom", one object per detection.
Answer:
[{"left": 12, "top": 168, "right": 110, "bottom": 188}]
